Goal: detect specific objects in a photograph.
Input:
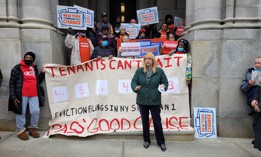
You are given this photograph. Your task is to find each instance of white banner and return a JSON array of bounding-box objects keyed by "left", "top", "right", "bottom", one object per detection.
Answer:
[{"left": 43, "top": 55, "right": 192, "bottom": 137}]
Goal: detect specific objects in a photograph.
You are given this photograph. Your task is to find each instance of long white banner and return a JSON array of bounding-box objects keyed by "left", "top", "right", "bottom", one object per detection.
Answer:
[{"left": 43, "top": 55, "right": 192, "bottom": 137}]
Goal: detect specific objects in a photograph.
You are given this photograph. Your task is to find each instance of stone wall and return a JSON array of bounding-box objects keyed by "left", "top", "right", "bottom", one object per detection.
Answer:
[
  {"left": 185, "top": 0, "right": 261, "bottom": 137},
  {"left": 0, "top": 0, "right": 66, "bottom": 131}
]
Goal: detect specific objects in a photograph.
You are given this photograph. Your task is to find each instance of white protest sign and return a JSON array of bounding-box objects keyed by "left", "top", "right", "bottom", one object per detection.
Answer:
[
  {"left": 120, "top": 23, "right": 141, "bottom": 39},
  {"left": 137, "top": 7, "right": 159, "bottom": 26},
  {"left": 57, "top": 5, "right": 94, "bottom": 30},
  {"left": 194, "top": 107, "right": 217, "bottom": 138},
  {"left": 121, "top": 42, "right": 141, "bottom": 57}
]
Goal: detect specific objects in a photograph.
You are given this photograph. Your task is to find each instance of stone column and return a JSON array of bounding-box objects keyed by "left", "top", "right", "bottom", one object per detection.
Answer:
[
  {"left": 0, "top": 1, "right": 7, "bottom": 26},
  {"left": 21, "top": 0, "right": 54, "bottom": 30},
  {"left": 96, "top": 0, "right": 109, "bottom": 22},
  {"left": 189, "top": 0, "right": 222, "bottom": 31},
  {"left": 185, "top": 0, "right": 193, "bottom": 31},
  {"left": 224, "top": 0, "right": 260, "bottom": 28},
  {"left": 137, "top": 0, "right": 148, "bottom": 10},
  {"left": 7, "top": 0, "right": 20, "bottom": 27}
]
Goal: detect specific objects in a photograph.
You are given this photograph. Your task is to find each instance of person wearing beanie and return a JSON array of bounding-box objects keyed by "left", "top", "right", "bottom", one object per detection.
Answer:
[
  {"left": 97, "top": 12, "right": 114, "bottom": 35},
  {"left": 8, "top": 51, "right": 45, "bottom": 141}
]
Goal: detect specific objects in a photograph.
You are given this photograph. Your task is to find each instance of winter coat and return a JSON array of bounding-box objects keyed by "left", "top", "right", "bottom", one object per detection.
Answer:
[
  {"left": 131, "top": 67, "right": 168, "bottom": 106},
  {"left": 91, "top": 45, "right": 114, "bottom": 59},
  {"left": 254, "top": 86, "right": 261, "bottom": 103},
  {"left": 240, "top": 67, "right": 258, "bottom": 106},
  {"left": 65, "top": 34, "right": 94, "bottom": 65},
  {"left": 8, "top": 63, "right": 45, "bottom": 114}
]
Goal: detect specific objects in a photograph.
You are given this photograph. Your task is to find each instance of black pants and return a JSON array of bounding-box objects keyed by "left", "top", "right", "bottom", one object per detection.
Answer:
[{"left": 139, "top": 105, "right": 165, "bottom": 145}]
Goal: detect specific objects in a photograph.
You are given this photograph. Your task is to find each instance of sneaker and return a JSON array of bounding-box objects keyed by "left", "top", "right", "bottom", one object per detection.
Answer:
[
  {"left": 17, "top": 130, "right": 29, "bottom": 141},
  {"left": 29, "top": 128, "right": 40, "bottom": 138},
  {"left": 159, "top": 144, "right": 166, "bottom": 152}
]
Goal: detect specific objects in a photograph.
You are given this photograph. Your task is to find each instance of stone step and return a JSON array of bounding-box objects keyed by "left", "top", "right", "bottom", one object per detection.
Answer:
[{"left": 50, "top": 128, "right": 195, "bottom": 141}]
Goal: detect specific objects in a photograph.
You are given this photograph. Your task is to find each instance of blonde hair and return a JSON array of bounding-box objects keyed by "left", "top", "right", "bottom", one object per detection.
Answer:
[{"left": 142, "top": 52, "right": 157, "bottom": 73}]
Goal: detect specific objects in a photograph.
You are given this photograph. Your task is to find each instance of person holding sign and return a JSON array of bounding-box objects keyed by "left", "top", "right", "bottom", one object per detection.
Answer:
[
  {"left": 8, "top": 52, "right": 45, "bottom": 141},
  {"left": 65, "top": 27, "right": 94, "bottom": 65},
  {"left": 131, "top": 52, "right": 168, "bottom": 152},
  {"left": 169, "top": 39, "right": 192, "bottom": 85},
  {"left": 241, "top": 56, "right": 261, "bottom": 145}
]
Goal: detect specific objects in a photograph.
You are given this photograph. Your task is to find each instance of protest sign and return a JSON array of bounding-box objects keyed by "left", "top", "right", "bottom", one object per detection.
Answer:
[
  {"left": 174, "top": 16, "right": 184, "bottom": 27},
  {"left": 120, "top": 23, "right": 141, "bottom": 39},
  {"left": 74, "top": 5, "right": 94, "bottom": 28},
  {"left": 194, "top": 107, "right": 217, "bottom": 138},
  {"left": 43, "top": 55, "right": 192, "bottom": 137},
  {"left": 139, "top": 44, "right": 160, "bottom": 57},
  {"left": 57, "top": 5, "right": 94, "bottom": 30},
  {"left": 121, "top": 42, "right": 141, "bottom": 56},
  {"left": 176, "top": 26, "right": 185, "bottom": 37},
  {"left": 162, "top": 41, "right": 178, "bottom": 54},
  {"left": 137, "top": 7, "right": 159, "bottom": 26}
]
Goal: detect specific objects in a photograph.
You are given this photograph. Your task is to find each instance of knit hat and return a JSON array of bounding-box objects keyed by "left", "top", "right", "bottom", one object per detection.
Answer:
[{"left": 24, "top": 51, "right": 35, "bottom": 61}]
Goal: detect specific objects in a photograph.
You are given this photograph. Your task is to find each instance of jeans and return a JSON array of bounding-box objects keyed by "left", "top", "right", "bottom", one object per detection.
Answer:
[{"left": 16, "top": 96, "right": 40, "bottom": 132}]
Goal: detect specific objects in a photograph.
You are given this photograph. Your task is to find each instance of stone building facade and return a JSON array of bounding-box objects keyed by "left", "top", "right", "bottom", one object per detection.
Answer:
[{"left": 0, "top": 0, "right": 259, "bottom": 138}]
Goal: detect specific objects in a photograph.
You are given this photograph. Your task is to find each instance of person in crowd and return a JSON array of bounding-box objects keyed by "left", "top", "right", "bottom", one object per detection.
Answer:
[
  {"left": 8, "top": 51, "right": 45, "bottom": 141},
  {"left": 251, "top": 66, "right": 261, "bottom": 150},
  {"left": 167, "top": 20, "right": 179, "bottom": 39},
  {"left": 241, "top": 56, "right": 261, "bottom": 146},
  {"left": 144, "top": 24, "right": 161, "bottom": 39},
  {"left": 115, "top": 27, "right": 129, "bottom": 51},
  {"left": 165, "top": 14, "right": 173, "bottom": 23},
  {"left": 158, "top": 22, "right": 169, "bottom": 40},
  {"left": 131, "top": 52, "right": 168, "bottom": 152},
  {"left": 97, "top": 12, "right": 114, "bottom": 35},
  {"left": 113, "top": 16, "right": 121, "bottom": 36},
  {"left": 130, "top": 19, "right": 137, "bottom": 24},
  {"left": 166, "top": 32, "right": 176, "bottom": 41},
  {"left": 136, "top": 28, "right": 146, "bottom": 39},
  {"left": 97, "top": 25, "right": 116, "bottom": 56},
  {"left": 169, "top": 39, "right": 192, "bottom": 85},
  {"left": 91, "top": 35, "right": 114, "bottom": 60},
  {"left": 65, "top": 27, "right": 94, "bottom": 65},
  {"left": 117, "top": 34, "right": 137, "bottom": 58},
  {"left": 86, "top": 18, "right": 98, "bottom": 47}
]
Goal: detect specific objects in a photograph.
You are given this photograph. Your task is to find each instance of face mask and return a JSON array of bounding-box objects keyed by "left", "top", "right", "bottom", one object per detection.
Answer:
[
  {"left": 79, "top": 32, "right": 86, "bottom": 37},
  {"left": 177, "top": 47, "right": 184, "bottom": 52},
  {"left": 102, "top": 40, "right": 108, "bottom": 47},
  {"left": 24, "top": 60, "right": 33, "bottom": 66}
]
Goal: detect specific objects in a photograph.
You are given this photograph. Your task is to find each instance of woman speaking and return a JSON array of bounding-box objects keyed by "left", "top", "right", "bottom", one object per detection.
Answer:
[{"left": 131, "top": 52, "right": 168, "bottom": 152}]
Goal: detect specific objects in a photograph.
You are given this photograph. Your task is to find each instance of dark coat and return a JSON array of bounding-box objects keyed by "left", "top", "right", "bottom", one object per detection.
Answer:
[
  {"left": 240, "top": 67, "right": 258, "bottom": 106},
  {"left": 91, "top": 45, "right": 114, "bottom": 59},
  {"left": 8, "top": 64, "right": 45, "bottom": 114},
  {"left": 131, "top": 67, "right": 168, "bottom": 106},
  {"left": 0, "top": 69, "right": 2, "bottom": 87}
]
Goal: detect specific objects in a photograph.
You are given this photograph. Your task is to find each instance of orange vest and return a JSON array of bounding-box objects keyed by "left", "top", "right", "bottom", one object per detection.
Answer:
[{"left": 79, "top": 36, "right": 91, "bottom": 63}]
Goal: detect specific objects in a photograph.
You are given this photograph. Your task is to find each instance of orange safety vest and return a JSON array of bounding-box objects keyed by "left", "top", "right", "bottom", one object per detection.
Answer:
[{"left": 79, "top": 36, "right": 91, "bottom": 63}]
